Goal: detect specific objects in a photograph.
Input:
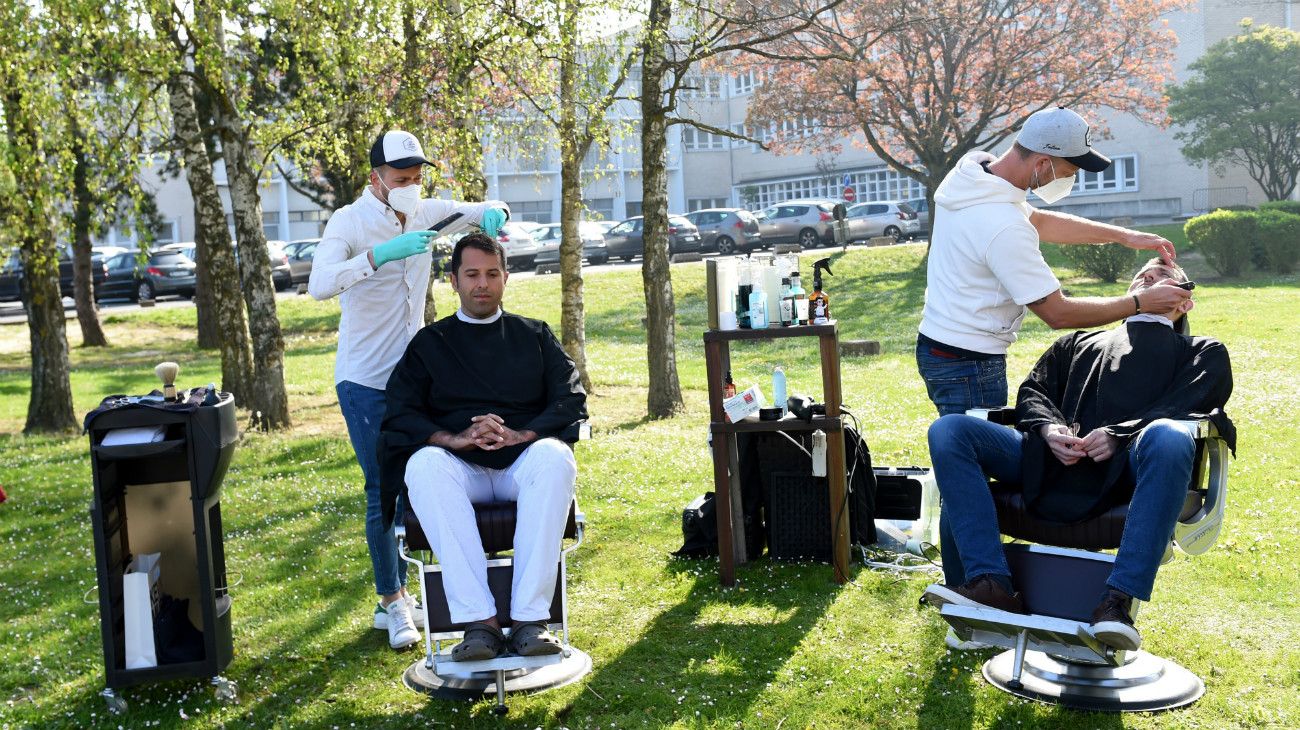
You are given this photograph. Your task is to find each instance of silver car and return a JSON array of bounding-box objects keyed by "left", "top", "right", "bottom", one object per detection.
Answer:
[
  {"left": 754, "top": 199, "right": 837, "bottom": 248},
  {"left": 843, "top": 201, "right": 921, "bottom": 243},
  {"left": 683, "top": 208, "right": 763, "bottom": 255},
  {"left": 495, "top": 222, "right": 540, "bottom": 270},
  {"left": 903, "top": 197, "right": 931, "bottom": 238},
  {"left": 532, "top": 222, "right": 612, "bottom": 266}
]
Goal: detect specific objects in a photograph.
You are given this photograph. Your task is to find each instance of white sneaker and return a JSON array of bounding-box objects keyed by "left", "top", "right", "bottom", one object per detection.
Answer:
[
  {"left": 383, "top": 599, "right": 420, "bottom": 649},
  {"left": 945, "top": 627, "right": 994, "bottom": 651},
  {"left": 373, "top": 596, "right": 425, "bottom": 630}
]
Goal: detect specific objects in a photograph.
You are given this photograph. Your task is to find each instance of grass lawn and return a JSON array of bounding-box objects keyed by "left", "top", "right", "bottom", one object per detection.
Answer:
[{"left": 1, "top": 243, "right": 1297, "bottom": 729}]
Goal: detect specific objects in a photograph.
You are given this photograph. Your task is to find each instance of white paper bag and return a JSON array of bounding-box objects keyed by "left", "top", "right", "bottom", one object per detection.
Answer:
[{"left": 123, "top": 552, "right": 161, "bottom": 669}]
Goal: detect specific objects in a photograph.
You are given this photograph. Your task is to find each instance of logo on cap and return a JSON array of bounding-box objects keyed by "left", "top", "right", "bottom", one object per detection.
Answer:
[{"left": 402, "top": 137, "right": 417, "bottom": 152}]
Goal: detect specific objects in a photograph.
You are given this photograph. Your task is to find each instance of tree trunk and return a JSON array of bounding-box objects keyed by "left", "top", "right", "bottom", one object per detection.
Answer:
[
  {"left": 4, "top": 91, "right": 77, "bottom": 433},
  {"left": 216, "top": 110, "right": 292, "bottom": 430},
  {"left": 167, "top": 73, "right": 254, "bottom": 401},
  {"left": 558, "top": 47, "right": 595, "bottom": 392},
  {"left": 192, "top": 212, "right": 219, "bottom": 348},
  {"left": 639, "top": 0, "right": 684, "bottom": 419},
  {"left": 70, "top": 135, "right": 109, "bottom": 347}
]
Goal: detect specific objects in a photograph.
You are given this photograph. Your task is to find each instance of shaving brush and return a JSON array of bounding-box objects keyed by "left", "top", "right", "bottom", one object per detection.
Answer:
[{"left": 155, "top": 361, "right": 179, "bottom": 402}]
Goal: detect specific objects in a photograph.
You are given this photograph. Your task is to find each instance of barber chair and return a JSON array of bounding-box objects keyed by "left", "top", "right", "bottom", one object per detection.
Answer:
[
  {"left": 396, "top": 426, "right": 592, "bottom": 716},
  {"left": 928, "top": 408, "right": 1229, "bottom": 712}
]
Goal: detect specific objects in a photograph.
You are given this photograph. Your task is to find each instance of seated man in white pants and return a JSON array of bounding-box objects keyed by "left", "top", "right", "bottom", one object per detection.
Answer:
[{"left": 378, "top": 232, "right": 587, "bottom": 660}]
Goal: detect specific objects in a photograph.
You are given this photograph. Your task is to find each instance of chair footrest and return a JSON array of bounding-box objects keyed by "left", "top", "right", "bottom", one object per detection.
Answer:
[
  {"left": 434, "top": 649, "right": 570, "bottom": 674},
  {"left": 939, "top": 604, "right": 1116, "bottom": 664}
]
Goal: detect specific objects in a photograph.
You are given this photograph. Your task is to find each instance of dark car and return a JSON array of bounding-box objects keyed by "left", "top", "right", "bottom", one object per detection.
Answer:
[
  {"left": 284, "top": 238, "right": 319, "bottom": 286},
  {"left": 0, "top": 247, "right": 108, "bottom": 303},
  {"left": 97, "top": 250, "right": 197, "bottom": 302},
  {"left": 683, "top": 208, "right": 763, "bottom": 254},
  {"left": 160, "top": 240, "right": 293, "bottom": 290},
  {"left": 603, "top": 215, "right": 702, "bottom": 262}
]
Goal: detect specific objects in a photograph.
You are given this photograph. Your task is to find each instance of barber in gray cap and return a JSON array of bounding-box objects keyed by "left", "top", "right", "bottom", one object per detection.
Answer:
[
  {"left": 308, "top": 130, "right": 510, "bottom": 650},
  {"left": 915, "top": 108, "right": 1192, "bottom": 631}
]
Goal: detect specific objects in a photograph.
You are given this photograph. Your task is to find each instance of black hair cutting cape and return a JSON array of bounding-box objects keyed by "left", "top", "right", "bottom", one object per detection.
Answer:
[
  {"left": 1014, "top": 320, "right": 1235, "bottom": 523},
  {"left": 376, "top": 311, "right": 587, "bottom": 528}
]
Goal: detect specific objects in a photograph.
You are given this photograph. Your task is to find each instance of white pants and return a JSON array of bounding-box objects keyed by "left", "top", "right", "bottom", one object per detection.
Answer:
[{"left": 405, "top": 439, "right": 577, "bottom": 624}]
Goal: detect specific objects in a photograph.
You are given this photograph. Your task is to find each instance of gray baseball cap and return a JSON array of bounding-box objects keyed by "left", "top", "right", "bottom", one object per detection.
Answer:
[{"left": 1015, "top": 107, "right": 1111, "bottom": 173}]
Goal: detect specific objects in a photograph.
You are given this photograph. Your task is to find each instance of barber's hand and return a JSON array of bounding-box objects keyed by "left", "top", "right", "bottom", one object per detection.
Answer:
[
  {"left": 1122, "top": 230, "right": 1177, "bottom": 263},
  {"left": 1135, "top": 279, "right": 1192, "bottom": 317},
  {"left": 1041, "top": 424, "right": 1086, "bottom": 466},
  {"left": 1078, "top": 428, "right": 1119, "bottom": 462},
  {"left": 372, "top": 230, "right": 437, "bottom": 268},
  {"left": 479, "top": 207, "right": 507, "bottom": 238}
]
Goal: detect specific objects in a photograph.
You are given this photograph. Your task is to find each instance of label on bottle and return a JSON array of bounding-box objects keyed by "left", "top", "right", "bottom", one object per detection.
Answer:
[
  {"left": 812, "top": 299, "right": 829, "bottom": 325},
  {"left": 780, "top": 298, "right": 793, "bottom": 326},
  {"left": 750, "top": 304, "right": 767, "bottom": 329},
  {"left": 795, "top": 298, "right": 809, "bottom": 324}
]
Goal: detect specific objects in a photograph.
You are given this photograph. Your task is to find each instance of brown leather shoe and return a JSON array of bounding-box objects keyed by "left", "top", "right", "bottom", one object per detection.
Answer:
[
  {"left": 1089, "top": 589, "right": 1141, "bottom": 651},
  {"left": 923, "top": 575, "right": 1026, "bottom": 614}
]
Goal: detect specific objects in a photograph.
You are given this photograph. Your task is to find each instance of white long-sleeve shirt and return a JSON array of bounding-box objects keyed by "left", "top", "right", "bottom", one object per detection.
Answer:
[{"left": 308, "top": 187, "right": 508, "bottom": 390}]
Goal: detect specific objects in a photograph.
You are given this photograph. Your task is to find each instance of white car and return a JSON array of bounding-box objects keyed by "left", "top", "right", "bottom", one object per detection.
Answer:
[
  {"left": 495, "top": 222, "right": 540, "bottom": 270},
  {"left": 843, "top": 201, "right": 921, "bottom": 243}
]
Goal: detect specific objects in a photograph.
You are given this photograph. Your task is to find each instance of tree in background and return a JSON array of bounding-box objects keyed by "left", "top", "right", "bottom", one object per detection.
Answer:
[
  {"left": 1168, "top": 21, "right": 1300, "bottom": 201},
  {"left": 0, "top": 0, "right": 77, "bottom": 433},
  {"left": 744, "top": 0, "right": 1184, "bottom": 220},
  {"left": 501, "top": 0, "right": 642, "bottom": 394}
]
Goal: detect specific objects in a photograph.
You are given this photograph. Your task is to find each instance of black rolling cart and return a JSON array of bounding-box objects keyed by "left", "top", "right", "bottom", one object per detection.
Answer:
[{"left": 85, "top": 390, "right": 239, "bottom": 714}]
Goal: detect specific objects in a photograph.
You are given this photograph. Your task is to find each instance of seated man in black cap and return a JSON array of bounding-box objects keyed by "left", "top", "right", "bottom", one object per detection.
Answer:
[
  {"left": 379, "top": 233, "right": 587, "bottom": 660},
  {"left": 922, "top": 258, "right": 1234, "bottom": 651}
]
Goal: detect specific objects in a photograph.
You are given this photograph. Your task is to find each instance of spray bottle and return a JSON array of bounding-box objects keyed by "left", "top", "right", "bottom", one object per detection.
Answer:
[
  {"left": 748, "top": 269, "right": 768, "bottom": 329},
  {"left": 810, "top": 258, "right": 834, "bottom": 325}
]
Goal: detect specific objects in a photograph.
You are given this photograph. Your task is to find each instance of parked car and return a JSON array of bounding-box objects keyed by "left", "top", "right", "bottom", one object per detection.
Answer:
[
  {"left": 0, "top": 246, "right": 108, "bottom": 303},
  {"left": 495, "top": 222, "right": 541, "bottom": 270},
  {"left": 683, "top": 208, "right": 763, "bottom": 254},
  {"left": 284, "top": 238, "right": 319, "bottom": 286},
  {"left": 753, "top": 200, "right": 837, "bottom": 248},
  {"left": 843, "top": 200, "right": 920, "bottom": 242},
  {"left": 602, "top": 215, "right": 702, "bottom": 262},
  {"left": 532, "top": 222, "right": 613, "bottom": 266},
  {"left": 158, "top": 240, "right": 293, "bottom": 290},
  {"left": 92, "top": 245, "right": 130, "bottom": 259},
  {"left": 903, "top": 197, "right": 931, "bottom": 238},
  {"left": 97, "top": 249, "right": 197, "bottom": 302}
]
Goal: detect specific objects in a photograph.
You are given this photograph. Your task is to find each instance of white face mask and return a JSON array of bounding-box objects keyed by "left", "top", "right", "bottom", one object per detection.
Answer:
[
  {"left": 378, "top": 176, "right": 422, "bottom": 215},
  {"left": 1030, "top": 161, "right": 1075, "bottom": 204}
]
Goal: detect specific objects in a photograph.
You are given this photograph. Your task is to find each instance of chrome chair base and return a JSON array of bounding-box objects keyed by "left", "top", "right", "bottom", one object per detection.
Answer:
[{"left": 984, "top": 649, "right": 1204, "bottom": 712}]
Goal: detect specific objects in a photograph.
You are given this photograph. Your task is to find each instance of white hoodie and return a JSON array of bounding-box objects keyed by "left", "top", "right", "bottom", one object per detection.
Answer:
[{"left": 919, "top": 151, "right": 1060, "bottom": 355}]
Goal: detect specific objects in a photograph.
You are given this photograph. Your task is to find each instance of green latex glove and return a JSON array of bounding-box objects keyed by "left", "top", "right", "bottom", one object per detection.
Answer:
[
  {"left": 480, "top": 207, "right": 508, "bottom": 238},
  {"left": 372, "top": 230, "right": 436, "bottom": 268}
]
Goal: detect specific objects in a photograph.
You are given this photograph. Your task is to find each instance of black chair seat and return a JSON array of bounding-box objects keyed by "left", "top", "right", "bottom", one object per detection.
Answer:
[
  {"left": 991, "top": 484, "right": 1127, "bottom": 551},
  {"left": 404, "top": 501, "right": 578, "bottom": 553}
]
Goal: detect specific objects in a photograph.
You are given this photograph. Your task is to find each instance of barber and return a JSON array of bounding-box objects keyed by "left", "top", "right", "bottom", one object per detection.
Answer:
[
  {"left": 916, "top": 107, "right": 1191, "bottom": 597},
  {"left": 308, "top": 129, "right": 509, "bottom": 650}
]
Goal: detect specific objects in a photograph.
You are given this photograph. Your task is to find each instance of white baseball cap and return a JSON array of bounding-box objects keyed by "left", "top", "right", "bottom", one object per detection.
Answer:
[
  {"left": 369, "top": 130, "right": 431, "bottom": 169},
  {"left": 1015, "top": 107, "right": 1111, "bottom": 173}
]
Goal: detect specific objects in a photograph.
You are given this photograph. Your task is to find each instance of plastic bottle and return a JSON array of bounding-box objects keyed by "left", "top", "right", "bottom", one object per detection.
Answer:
[
  {"left": 724, "top": 370, "right": 736, "bottom": 398},
  {"left": 790, "top": 270, "right": 808, "bottom": 325},
  {"left": 762, "top": 265, "right": 782, "bottom": 329},
  {"left": 779, "top": 276, "right": 794, "bottom": 326},
  {"left": 773, "top": 367, "right": 787, "bottom": 416},
  {"left": 810, "top": 258, "right": 834, "bottom": 325},
  {"left": 735, "top": 261, "right": 752, "bottom": 329},
  {"left": 748, "top": 273, "right": 768, "bottom": 329}
]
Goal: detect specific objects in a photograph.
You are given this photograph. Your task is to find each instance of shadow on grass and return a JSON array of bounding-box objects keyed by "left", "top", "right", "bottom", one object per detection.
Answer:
[{"left": 497, "top": 560, "right": 838, "bottom": 726}]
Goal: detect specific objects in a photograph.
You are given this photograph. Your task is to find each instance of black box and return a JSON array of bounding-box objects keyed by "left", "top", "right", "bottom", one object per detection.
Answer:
[{"left": 872, "top": 467, "right": 931, "bottom": 520}]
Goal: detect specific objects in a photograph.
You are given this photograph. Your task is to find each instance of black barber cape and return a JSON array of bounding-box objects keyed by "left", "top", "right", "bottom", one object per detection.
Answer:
[
  {"left": 1014, "top": 321, "right": 1235, "bottom": 523},
  {"left": 377, "top": 312, "right": 587, "bottom": 527}
]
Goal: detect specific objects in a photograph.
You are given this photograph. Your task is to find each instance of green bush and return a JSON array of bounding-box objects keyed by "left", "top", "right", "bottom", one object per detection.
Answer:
[
  {"left": 1058, "top": 242, "right": 1140, "bottom": 283},
  {"left": 1260, "top": 200, "right": 1300, "bottom": 217},
  {"left": 1184, "top": 210, "right": 1258, "bottom": 276},
  {"left": 1257, "top": 209, "right": 1300, "bottom": 273}
]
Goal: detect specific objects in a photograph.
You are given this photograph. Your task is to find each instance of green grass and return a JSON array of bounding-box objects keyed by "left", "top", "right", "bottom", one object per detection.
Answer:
[{"left": 1, "top": 244, "right": 1297, "bottom": 729}]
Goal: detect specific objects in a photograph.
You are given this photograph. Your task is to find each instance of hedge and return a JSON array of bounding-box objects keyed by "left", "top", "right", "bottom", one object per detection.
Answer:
[
  {"left": 1259, "top": 200, "right": 1300, "bottom": 217},
  {"left": 1059, "top": 242, "right": 1140, "bottom": 283},
  {"left": 1184, "top": 210, "right": 1257, "bottom": 276},
  {"left": 1257, "top": 209, "right": 1300, "bottom": 273}
]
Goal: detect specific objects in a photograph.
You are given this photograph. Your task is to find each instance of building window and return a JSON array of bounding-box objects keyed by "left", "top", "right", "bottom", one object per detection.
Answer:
[
  {"left": 1073, "top": 155, "right": 1137, "bottom": 195},
  {"left": 778, "top": 117, "right": 818, "bottom": 140},
  {"left": 289, "top": 210, "right": 330, "bottom": 223},
  {"left": 505, "top": 200, "right": 553, "bottom": 224},
  {"left": 680, "top": 74, "right": 723, "bottom": 100},
  {"left": 688, "top": 198, "right": 729, "bottom": 211},
  {"left": 584, "top": 197, "right": 615, "bottom": 221},
  {"left": 682, "top": 126, "right": 726, "bottom": 151},
  {"left": 732, "top": 70, "right": 758, "bottom": 96},
  {"left": 625, "top": 201, "right": 643, "bottom": 217}
]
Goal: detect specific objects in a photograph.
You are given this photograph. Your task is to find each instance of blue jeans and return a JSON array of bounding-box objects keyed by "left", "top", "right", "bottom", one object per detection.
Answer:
[
  {"left": 915, "top": 336, "right": 1009, "bottom": 584},
  {"left": 927, "top": 415, "right": 1196, "bottom": 601},
  {"left": 337, "top": 380, "right": 408, "bottom": 597}
]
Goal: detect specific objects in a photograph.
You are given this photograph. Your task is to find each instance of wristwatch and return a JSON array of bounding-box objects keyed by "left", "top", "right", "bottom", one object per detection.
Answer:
[{"left": 1132, "top": 294, "right": 1142, "bottom": 314}]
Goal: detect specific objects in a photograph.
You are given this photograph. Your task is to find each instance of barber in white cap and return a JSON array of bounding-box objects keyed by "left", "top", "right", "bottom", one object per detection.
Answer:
[
  {"left": 309, "top": 130, "right": 510, "bottom": 650},
  {"left": 915, "top": 107, "right": 1192, "bottom": 627}
]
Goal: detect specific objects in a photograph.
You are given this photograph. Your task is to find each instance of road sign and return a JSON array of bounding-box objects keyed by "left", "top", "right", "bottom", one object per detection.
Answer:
[{"left": 843, "top": 187, "right": 856, "bottom": 202}]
